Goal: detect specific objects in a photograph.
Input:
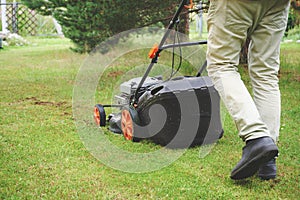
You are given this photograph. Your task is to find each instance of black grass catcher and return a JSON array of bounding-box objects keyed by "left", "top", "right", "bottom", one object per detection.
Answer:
[{"left": 94, "top": 0, "right": 223, "bottom": 149}]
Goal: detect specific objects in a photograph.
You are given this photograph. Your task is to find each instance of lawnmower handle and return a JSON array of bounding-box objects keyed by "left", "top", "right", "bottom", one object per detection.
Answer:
[{"left": 132, "top": 0, "right": 189, "bottom": 105}]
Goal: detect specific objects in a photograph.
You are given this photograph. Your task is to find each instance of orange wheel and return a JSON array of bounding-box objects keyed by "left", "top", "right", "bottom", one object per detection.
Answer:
[
  {"left": 121, "top": 109, "right": 134, "bottom": 141},
  {"left": 94, "top": 104, "right": 106, "bottom": 126},
  {"left": 94, "top": 107, "right": 100, "bottom": 125}
]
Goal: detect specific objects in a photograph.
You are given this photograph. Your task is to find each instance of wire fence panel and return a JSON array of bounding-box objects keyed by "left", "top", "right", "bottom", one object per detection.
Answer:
[
  {"left": 1, "top": 2, "right": 61, "bottom": 36},
  {"left": 3, "top": 3, "right": 36, "bottom": 35}
]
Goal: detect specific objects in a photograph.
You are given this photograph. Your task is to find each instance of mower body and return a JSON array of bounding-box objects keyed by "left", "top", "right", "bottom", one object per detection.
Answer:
[
  {"left": 108, "top": 76, "right": 223, "bottom": 148},
  {"left": 136, "top": 76, "right": 223, "bottom": 148}
]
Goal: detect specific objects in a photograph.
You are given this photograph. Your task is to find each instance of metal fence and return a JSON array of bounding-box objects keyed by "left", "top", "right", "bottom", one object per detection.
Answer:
[
  {"left": 1, "top": 2, "right": 37, "bottom": 35},
  {"left": 1, "top": 2, "right": 62, "bottom": 36}
]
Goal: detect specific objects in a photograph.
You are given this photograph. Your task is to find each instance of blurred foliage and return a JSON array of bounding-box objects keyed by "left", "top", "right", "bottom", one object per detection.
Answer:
[
  {"left": 21, "top": 0, "right": 185, "bottom": 53},
  {"left": 288, "top": 0, "right": 300, "bottom": 31},
  {"left": 286, "top": 25, "right": 300, "bottom": 40}
]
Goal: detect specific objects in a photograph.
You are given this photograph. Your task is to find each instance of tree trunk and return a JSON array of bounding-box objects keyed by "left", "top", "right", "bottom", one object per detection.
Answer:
[{"left": 240, "top": 38, "right": 250, "bottom": 65}]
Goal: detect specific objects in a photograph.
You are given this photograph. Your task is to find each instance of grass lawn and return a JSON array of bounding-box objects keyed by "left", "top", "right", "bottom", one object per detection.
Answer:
[{"left": 0, "top": 37, "right": 299, "bottom": 199}]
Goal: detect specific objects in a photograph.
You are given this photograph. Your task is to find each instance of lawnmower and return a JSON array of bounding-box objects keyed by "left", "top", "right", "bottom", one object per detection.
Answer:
[{"left": 94, "top": 0, "right": 223, "bottom": 149}]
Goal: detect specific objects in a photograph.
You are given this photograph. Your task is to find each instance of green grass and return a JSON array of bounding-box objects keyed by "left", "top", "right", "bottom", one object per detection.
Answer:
[{"left": 0, "top": 37, "right": 299, "bottom": 199}]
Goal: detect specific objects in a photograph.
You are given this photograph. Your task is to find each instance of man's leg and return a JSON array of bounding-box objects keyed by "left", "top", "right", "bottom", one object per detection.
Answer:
[
  {"left": 248, "top": 0, "right": 290, "bottom": 180},
  {"left": 206, "top": 0, "right": 278, "bottom": 180},
  {"left": 249, "top": 0, "right": 290, "bottom": 143},
  {"left": 207, "top": 0, "right": 270, "bottom": 141}
]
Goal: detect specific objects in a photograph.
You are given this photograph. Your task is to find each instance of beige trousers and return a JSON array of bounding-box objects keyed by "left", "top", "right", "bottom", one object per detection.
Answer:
[{"left": 206, "top": 0, "right": 290, "bottom": 142}]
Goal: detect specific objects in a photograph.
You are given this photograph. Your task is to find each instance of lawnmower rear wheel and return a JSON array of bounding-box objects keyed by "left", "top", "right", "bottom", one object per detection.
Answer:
[
  {"left": 94, "top": 104, "right": 106, "bottom": 127},
  {"left": 121, "top": 109, "right": 134, "bottom": 141},
  {"left": 121, "top": 108, "right": 141, "bottom": 142}
]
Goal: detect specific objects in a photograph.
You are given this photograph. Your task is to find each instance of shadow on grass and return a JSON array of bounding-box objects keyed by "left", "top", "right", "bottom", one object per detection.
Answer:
[{"left": 232, "top": 176, "right": 282, "bottom": 189}]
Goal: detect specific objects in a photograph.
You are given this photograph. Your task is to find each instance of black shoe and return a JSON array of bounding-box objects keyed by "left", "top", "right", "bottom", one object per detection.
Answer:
[
  {"left": 230, "top": 137, "right": 278, "bottom": 180},
  {"left": 258, "top": 158, "right": 276, "bottom": 180}
]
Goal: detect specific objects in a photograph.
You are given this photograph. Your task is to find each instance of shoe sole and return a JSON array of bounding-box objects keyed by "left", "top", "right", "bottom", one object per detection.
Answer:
[
  {"left": 258, "top": 175, "right": 276, "bottom": 180},
  {"left": 230, "top": 145, "right": 278, "bottom": 180}
]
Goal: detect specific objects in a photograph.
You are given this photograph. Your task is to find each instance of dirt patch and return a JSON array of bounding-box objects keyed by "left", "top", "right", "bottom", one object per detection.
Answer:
[
  {"left": 278, "top": 70, "right": 300, "bottom": 82},
  {"left": 33, "top": 100, "right": 67, "bottom": 107},
  {"left": 24, "top": 97, "right": 39, "bottom": 101},
  {"left": 20, "top": 97, "right": 68, "bottom": 107},
  {"left": 107, "top": 70, "right": 124, "bottom": 78}
]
